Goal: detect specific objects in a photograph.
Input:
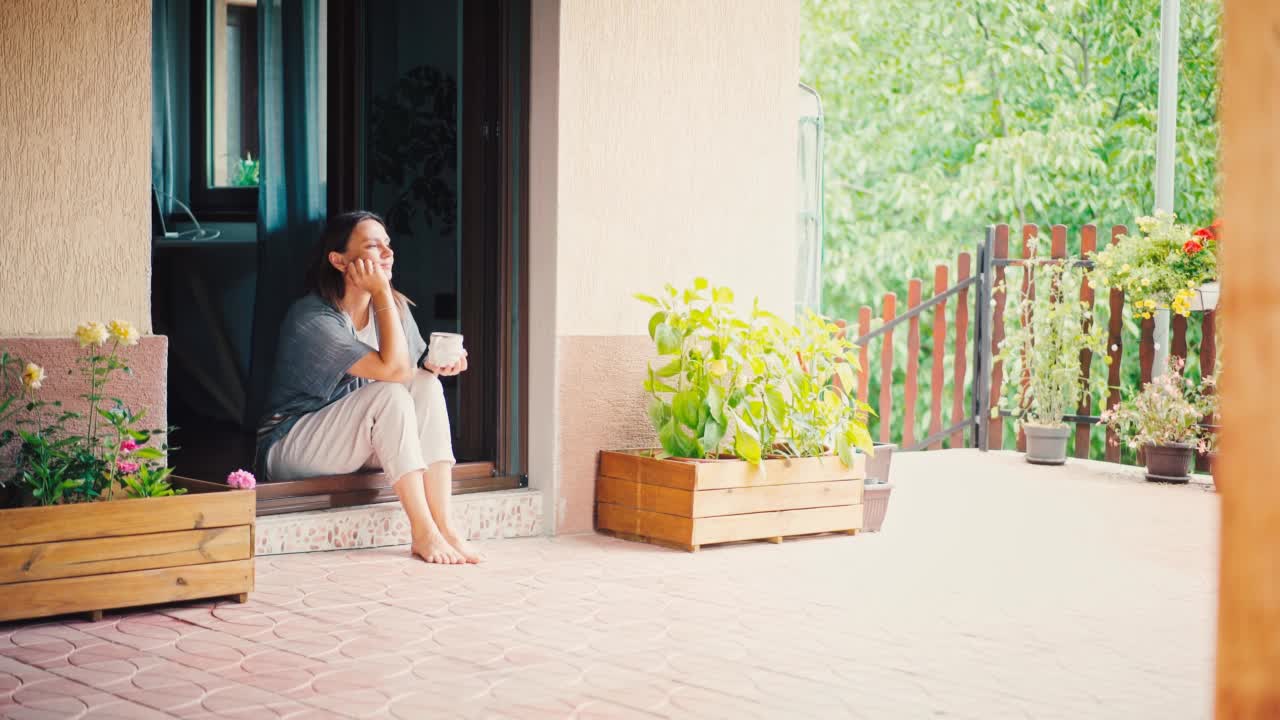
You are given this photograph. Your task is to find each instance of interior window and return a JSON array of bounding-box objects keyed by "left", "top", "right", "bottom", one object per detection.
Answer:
[{"left": 208, "top": 0, "right": 260, "bottom": 188}]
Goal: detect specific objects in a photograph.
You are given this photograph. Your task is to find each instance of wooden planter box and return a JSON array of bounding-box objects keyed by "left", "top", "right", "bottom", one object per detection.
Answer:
[
  {"left": 0, "top": 478, "right": 255, "bottom": 623},
  {"left": 596, "top": 450, "right": 865, "bottom": 552}
]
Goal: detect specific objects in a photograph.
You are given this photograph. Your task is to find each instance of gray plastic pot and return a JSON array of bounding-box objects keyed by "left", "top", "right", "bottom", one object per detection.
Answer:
[
  {"left": 1023, "top": 424, "right": 1070, "bottom": 466},
  {"left": 1144, "top": 443, "right": 1195, "bottom": 483},
  {"left": 865, "top": 442, "right": 896, "bottom": 484}
]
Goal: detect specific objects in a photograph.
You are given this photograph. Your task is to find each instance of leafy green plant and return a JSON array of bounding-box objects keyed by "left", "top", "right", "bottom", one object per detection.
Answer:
[
  {"left": 121, "top": 464, "right": 185, "bottom": 499},
  {"left": 638, "top": 280, "right": 873, "bottom": 467},
  {"left": 1089, "top": 212, "right": 1219, "bottom": 317},
  {"left": 995, "top": 250, "right": 1108, "bottom": 428},
  {"left": 231, "top": 152, "right": 260, "bottom": 187}
]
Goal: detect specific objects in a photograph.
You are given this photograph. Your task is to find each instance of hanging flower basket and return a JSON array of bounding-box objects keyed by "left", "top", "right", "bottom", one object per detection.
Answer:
[{"left": 1188, "top": 281, "right": 1220, "bottom": 312}]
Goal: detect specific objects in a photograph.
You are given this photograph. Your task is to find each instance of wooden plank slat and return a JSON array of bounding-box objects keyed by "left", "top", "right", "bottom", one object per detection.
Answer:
[
  {"left": 1017, "top": 225, "right": 1039, "bottom": 452},
  {"left": 252, "top": 462, "right": 496, "bottom": 500},
  {"left": 929, "top": 264, "right": 949, "bottom": 450},
  {"left": 693, "top": 505, "right": 862, "bottom": 546},
  {"left": 1201, "top": 310, "right": 1218, "bottom": 378},
  {"left": 1140, "top": 316, "right": 1155, "bottom": 384},
  {"left": 0, "top": 492, "right": 255, "bottom": 548},
  {"left": 0, "top": 559, "right": 255, "bottom": 623},
  {"left": 987, "top": 225, "right": 1010, "bottom": 450},
  {"left": 596, "top": 503, "right": 693, "bottom": 547},
  {"left": 1076, "top": 225, "right": 1098, "bottom": 459},
  {"left": 951, "top": 253, "right": 972, "bottom": 448},
  {"left": 1172, "top": 314, "right": 1189, "bottom": 371},
  {"left": 597, "top": 451, "right": 698, "bottom": 491},
  {"left": 1050, "top": 224, "right": 1068, "bottom": 260},
  {"left": 691, "top": 454, "right": 865, "bottom": 490},
  {"left": 904, "top": 279, "right": 923, "bottom": 449},
  {"left": 1105, "top": 225, "right": 1126, "bottom": 463},
  {"left": 1215, "top": 4, "right": 1280, "bottom": 706},
  {"left": 857, "top": 306, "right": 872, "bottom": 405},
  {"left": 693, "top": 480, "right": 862, "bottom": 518},
  {"left": 596, "top": 477, "right": 693, "bottom": 517},
  {"left": 1197, "top": 310, "right": 1218, "bottom": 473},
  {"left": 599, "top": 452, "right": 864, "bottom": 491},
  {"left": 0, "top": 527, "right": 250, "bottom": 585},
  {"left": 879, "top": 293, "right": 897, "bottom": 444}
]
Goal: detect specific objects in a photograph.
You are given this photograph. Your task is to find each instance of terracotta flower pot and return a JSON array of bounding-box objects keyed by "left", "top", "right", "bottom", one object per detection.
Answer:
[
  {"left": 1023, "top": 424, "right": 1070, "bottom": 465},
  {"left": 1144, "top": 442, "right": 1196, "bottom": 483}
]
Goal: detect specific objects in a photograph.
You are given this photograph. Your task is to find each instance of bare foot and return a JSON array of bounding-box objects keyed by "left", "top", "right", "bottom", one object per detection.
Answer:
[
  {"left": 443, "top": 533, "right": 486, "bottom": 564},
  {"left": 411, "top": 534, "right": 466, "bottom": 564}
]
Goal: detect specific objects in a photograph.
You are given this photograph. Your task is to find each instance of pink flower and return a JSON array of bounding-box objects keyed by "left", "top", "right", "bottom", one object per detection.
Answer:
[
  {"left": 119, "top": 439, "right": 139, "bottom": 454},
  {"left": 226, "top": 469, "right": 257, "bottom": 489},
  {"left": 116, "top": 460, "right": 140, "bottom": 475}
]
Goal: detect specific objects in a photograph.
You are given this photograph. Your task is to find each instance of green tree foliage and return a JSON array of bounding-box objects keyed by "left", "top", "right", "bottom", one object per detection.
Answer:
[{"left": 802, "top": 0, "right": 1221, "bottom": 315}]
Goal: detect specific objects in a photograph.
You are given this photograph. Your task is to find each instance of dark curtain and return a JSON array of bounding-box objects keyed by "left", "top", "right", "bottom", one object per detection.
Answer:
[
  {"left": 245, "top": 0, "right": 328, "bottom": 428},
  {"left": 151, "top": 0, "right": 190, "bottom": 214}
]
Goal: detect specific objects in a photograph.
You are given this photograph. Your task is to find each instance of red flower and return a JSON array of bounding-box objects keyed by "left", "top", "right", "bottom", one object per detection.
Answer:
[
  {"left": 1193, "top": 227, "right": 1214, "bottom": 242},
  {"left": 1184, "top": 239, "right": 1204, "bottom": 255}
]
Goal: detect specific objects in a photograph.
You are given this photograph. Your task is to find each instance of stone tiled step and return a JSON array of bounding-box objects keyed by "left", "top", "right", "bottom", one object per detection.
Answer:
[{"left": 254, "top": 489, "right": 542, "bottom": 555}]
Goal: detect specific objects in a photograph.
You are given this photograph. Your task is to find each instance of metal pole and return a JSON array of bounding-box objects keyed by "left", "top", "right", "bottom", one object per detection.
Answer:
[
  {"left": 973, "top": 230, "right": 995, "bottom": 451},
  {"left": 1153, "top": 0, "right": 1180, "bottom": 376}
]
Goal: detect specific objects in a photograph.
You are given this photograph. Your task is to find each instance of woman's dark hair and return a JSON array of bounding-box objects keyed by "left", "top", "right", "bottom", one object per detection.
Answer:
[{"left": 304, "top": 210, "right": 409, "bottom": 309}]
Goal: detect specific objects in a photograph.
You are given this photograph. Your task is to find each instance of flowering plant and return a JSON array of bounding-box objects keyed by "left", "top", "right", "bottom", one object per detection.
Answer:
[
  {"left": 1088, "top": 212, "right": 1220, "bottom": 317},
  {"left": 1098, "top": 358, "right": 1215, "bottom": 451},
  {"left": 226, "top": 469, "right": 257, "bottom": 489},
  {"left": 995, "top": 246, "right": 1109, "bottom": 428},
  {"left": 0, "top": 321, "right": 178, "bottom": 506}
]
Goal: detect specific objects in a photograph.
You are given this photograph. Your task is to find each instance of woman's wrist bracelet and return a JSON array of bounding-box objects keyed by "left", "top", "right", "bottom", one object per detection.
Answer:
[{"left": 373, "top": 305, "right": 396, "bottom": 315}]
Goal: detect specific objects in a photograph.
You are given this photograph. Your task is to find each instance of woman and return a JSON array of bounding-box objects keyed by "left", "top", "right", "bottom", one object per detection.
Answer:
[{"left": 256, "top": 211, "right": 480, "bottom": 564}]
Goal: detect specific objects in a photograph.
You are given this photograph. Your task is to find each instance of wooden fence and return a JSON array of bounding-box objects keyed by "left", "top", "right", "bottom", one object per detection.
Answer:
[{"left": 850, "top": 223, "right": 1218, "bottom": 465}]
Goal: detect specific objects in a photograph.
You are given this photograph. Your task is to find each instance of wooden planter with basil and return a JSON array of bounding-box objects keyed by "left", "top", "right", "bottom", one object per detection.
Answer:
[
  {"left": 0, "top": 478, "right": 255, "bottom": 623},
  {"left": 596, "top": 450, "right": 865, "bottom": 552}
]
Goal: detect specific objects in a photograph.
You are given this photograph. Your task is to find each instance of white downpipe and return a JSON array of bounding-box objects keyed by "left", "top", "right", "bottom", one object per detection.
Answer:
[{"left": 1152, "top": 0, "right": 1180, "bottom": 377}]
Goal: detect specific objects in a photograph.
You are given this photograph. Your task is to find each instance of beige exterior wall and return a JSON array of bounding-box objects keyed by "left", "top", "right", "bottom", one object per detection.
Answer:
[
  {"left": 530, "top": 0, "right": 802, "bottom": 533},
  {"left": 556, "top": 0, "right": 800, "bottom": 336},
  {"left": 0, "top": 0, "right": 153, "bottom": 336}
]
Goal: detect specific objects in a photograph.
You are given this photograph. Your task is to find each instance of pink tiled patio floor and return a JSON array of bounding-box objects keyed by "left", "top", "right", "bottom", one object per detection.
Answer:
[{"left": 0, "top": 450, "right": 1218, "bottom": 719}]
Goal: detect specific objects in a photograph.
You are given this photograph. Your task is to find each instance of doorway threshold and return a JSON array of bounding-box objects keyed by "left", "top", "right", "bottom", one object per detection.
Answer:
[{"left": 254, "top": 487, "right": 542, "bottom": 556}]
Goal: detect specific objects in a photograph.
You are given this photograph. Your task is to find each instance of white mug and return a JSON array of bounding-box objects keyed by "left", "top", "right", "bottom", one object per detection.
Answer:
[{"left": 426, "top": 332, "right": 465, "bottom": 367}]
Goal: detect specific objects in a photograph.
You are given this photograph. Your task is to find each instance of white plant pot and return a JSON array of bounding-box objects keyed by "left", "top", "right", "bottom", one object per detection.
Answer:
[{"left": 1190, "top": 281, "right": 1220, "bottom": 312}]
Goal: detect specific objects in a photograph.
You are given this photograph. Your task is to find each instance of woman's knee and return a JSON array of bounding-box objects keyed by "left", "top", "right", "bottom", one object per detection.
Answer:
[
  {"left": 407, "top": 370, "right": 445, "bottom": 401},
  {"left": 365, "top": 381, "right": 415, "bottom": 418}
]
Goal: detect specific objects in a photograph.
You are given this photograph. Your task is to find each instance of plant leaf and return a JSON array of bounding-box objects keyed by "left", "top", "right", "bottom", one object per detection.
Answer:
[
  {"left": 655, "top": 323, "right": 682, "bottom": 356},
  {"left": 672, "top": 390, "right": 703, "bottom": 428}
]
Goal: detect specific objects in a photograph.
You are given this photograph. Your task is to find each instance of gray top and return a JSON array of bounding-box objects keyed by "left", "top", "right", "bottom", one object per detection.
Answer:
[{"left": 255, "top": 293, "right": 427, "bottom": 478}]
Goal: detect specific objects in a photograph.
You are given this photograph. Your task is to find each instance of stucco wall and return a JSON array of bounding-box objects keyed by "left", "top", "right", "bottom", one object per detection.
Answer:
[
  {"left": 532, "top": 0, "right": 802, "bottom": 533},
  {"left": 556, "top": 0, "right": 800, "bottom": 336},
  {"left": 0, "top": 0, "right": 153, "bottom": 336}
]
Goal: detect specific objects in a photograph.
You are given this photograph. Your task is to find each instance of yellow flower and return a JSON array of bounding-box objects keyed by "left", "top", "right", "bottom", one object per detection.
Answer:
[
  {"left": 21, "top": 362, "right": 45, "bottom": 391},
  {"left": 708, "top": 359, "right": 728, "bottom": 377},
  {"left": 108, "top": 320, "right": 140, "bottom": 346},
  {"left": 1104, "top": 356, "right": 1114, "bottom": 366},
  {"left": 1187, "top": 280, "right": 1197, "bottom": 288},
  {"left": 75, "top": 321, "right": 109, "bottom": 348},
  {"left": 1141, "top": 278, "right": 1151, "bottom": 287},
  {"left": 1121, "top": 264, "right": 1131, "bottom": 273}
]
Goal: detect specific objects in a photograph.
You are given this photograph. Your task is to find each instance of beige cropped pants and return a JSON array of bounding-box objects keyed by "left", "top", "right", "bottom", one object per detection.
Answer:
[{"left": 266, "top": 370, "right": 455, "bottom": 484}]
